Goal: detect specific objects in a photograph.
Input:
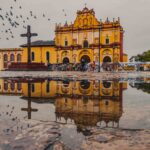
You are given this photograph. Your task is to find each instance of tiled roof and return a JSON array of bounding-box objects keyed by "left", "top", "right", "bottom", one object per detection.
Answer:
[{"left": 20, "top": 40, "right": 55, "bottom": 47}]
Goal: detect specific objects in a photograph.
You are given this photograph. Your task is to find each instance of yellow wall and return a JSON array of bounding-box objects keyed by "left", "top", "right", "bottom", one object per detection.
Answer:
[
  {"left": 0, "top": 79, "right": 22, "bottom": 94},
  {"left": 22, "top": 46, "right": 57, "bottom": 64},
  {"left": 0, "top": 49, "right": 22, "bottom": 71},
  {"left": 55, "top": 7, "right": 127, "bottom": 64},
  {"left": 123, "top": 54, "right": 128, "bottom": 62},
  {"left": 20, "top": 80, "right": 127, "bottom": 98},
  {"left": 22, "top": 80, "right": 57, "bottom": 98}
]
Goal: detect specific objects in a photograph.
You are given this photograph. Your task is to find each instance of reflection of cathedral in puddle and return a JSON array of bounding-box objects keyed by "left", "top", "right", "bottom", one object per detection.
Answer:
[
  {"left": 0, "top": 78, "right": 127, "bottom": 130},
  {"left": 55, "top": 80, "right": 127, "bottom": 131}
]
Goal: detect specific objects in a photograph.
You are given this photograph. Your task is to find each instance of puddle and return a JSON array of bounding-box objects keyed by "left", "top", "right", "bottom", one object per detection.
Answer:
[{"left": 0, "top": 77, "right": 150, "bottom": 149}]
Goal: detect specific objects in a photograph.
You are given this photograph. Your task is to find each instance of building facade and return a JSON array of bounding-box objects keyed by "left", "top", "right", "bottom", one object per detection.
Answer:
[
  {"left": 55, "top": 7, "right": 128, "bottom": 64},
  {"left": 20, "top": 7, "right": 127, "bottom": 66},
  {"left": 0, "top": 7, "right": 128, "bottom": 71},
  {"left": 0, "top": 49, "right": 22, "bottom": 70},
  {"left": 21, "top": 40, "right": 56, "bottom": 64}
]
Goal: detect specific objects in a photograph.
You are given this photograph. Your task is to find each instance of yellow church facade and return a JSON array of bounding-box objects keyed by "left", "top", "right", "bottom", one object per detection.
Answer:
[
  {"left": 55, "top": 7, "right": 127, "bottom": 64},
  {"left": 20, "top": 7, "right": 128, "bottom": 66}
]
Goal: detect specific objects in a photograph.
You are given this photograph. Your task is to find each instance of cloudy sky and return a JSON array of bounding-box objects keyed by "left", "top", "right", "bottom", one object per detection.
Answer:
[{"left": 0, "top": 0, "right": 150, "bottom": 58}]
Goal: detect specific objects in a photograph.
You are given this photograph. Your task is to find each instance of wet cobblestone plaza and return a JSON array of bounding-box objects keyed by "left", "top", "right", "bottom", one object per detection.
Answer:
[{"left": 0, "top": 71, "right": 150, "bottom": 150}]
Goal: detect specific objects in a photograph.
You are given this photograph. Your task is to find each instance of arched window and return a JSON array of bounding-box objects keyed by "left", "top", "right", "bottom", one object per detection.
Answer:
[
  {"left": 106, "top": 36, "right": 109, "bottom": 44},
  {"left": 10, "top": 54, "right": 15, "bottom": 62},
  {"left": 4, "top": 54, "right": 8, "bottom": 62},
  {"left": 17, "top": 54, "right": 21, "bottom": 62},
  {"left": 10, "top": 82, "right": 15, "bottom": 91},
  {"left": 65, "top": 98, "right": 68, "bottom": 104},
  {"left": 105, "top": 101, "right": 109, "bottom": 106},
  {"left": 83, "top": 40, "right": 89, "bottom": 48},
  {"left": 46, "top": 82, "right": 50, "bottom": 93},
  {"left": 17, "top": 83, "right": 22, "bottom": 91},
  {"left": 31, "top": 84, "right": 35, "bottom": 93},
  {"left": 46, "top": 52, "right": 50, "bottom": 63},
  {"left": 31, "top": 52, "right": 35, "bottom": 61},
  {"left": 4, "top": 82, "right": 8, "bottom": 90},
  {"left": 64, "top": 39, "right": 68, "bottom": 46}
]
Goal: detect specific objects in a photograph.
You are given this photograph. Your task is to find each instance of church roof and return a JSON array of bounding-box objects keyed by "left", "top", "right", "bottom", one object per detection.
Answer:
[{"left": 20, "top": 40, "right": 55, "bottom": 47}]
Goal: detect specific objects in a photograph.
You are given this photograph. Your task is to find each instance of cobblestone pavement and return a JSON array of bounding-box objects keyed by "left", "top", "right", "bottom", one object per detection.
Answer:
[{"left": 81, "top": 128, "right": 150, "bottom": 150}]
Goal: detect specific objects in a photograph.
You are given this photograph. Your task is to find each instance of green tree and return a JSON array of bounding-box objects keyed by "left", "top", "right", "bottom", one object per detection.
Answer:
[{"left": 134, "top": 50, "right": 150, "bottom": 62}]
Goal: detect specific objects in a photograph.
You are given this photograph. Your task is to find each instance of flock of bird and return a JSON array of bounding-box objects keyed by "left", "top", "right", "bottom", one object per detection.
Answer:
[
  {"left": 0, "top": 104, "right": 30, "bottom": 134},
  {"left": 0, "top": 0, "right": 69, "bottom": 41}
]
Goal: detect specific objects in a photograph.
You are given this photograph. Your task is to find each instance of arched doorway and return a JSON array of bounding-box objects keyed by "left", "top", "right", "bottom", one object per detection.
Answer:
[
  {"left": 4, "top": 54, "right": 8, "bottom": 68},
  {"left": 102, "top": 56, "right": 112, "bottom": 71},
  {"left": 103, "top": 81, "right": 111, "bottom": 88},
  {"left": 80, "top": 55, "right": 91, "bottom": 64},
  {"left": 63, "top": 57, "right": 69, "bottom": 64},
  {"left": 80, "top": 80, "right": 90, "bottom": 90},
  {"left": 17, "top": 54, "right": 21, "bottom": 62},
  {"left": 103, "top": 56, "right": 111, "bottom": 63},
  {"left": 62, "top": 80, "right": 70, "bottom": 87},
  {"left": 4, "top": 54, "right": 8, "bottom": 62},
  {"left": 10, "top": 54, "right": 15, "bottom": 62}
]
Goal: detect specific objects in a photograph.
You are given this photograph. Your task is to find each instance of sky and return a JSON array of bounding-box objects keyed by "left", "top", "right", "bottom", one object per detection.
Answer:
[{"left": 0, "top": 0, "right": 150, "bottom": 58}]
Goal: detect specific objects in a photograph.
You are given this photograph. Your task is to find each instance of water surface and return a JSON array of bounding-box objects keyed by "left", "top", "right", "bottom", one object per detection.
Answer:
[{"left": 0, "top": 77, "right": 149, "bottom": 149}]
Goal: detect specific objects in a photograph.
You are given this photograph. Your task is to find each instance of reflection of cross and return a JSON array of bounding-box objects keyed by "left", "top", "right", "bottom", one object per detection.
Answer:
[
  {"left": 20, "top": 25, "right": 38, "bottom": 63},
  {"left": 21, "top": 83, "right": 38, "bottom": 119},
  {"left": 21, "top": 99, "right": 38, "bottom": 119}
]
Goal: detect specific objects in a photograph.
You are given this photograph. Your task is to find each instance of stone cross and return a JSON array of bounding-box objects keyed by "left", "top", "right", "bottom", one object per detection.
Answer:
[
  {"left": 21, "top": 83, "right": 38, "bottom": 119},
  {"left": 20, "top": 25, "right": 38, "bottom": 63}
]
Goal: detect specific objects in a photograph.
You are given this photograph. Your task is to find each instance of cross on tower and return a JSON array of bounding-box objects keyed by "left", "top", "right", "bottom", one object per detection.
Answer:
[
  {"left": 21, "top": 83, "right": 38, "bottom": 119},
  {"left": 85, "top": 3, "right": 87, "bottom": 7},
  {"left": 20, "top": 25, "right": 38, "bottom": 63}
]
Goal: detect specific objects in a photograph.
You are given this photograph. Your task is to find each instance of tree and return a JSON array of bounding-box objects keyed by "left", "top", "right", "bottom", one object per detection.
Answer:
[{"left": 134, "top": 50, "right": 150, "bottom": 62}]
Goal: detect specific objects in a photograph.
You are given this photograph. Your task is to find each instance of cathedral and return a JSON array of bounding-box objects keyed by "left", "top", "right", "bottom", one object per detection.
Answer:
[
  {"left": 55, "top": 7, "right": 128, "bottom": 64},
  {"left": 0, "top": 7, "right": 128, "bottom": 71}
]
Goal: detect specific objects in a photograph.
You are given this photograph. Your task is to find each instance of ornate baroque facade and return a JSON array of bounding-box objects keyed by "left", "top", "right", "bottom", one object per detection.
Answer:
[{"left": 55, "top": 7, "right": 128, "bottom": 64}]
